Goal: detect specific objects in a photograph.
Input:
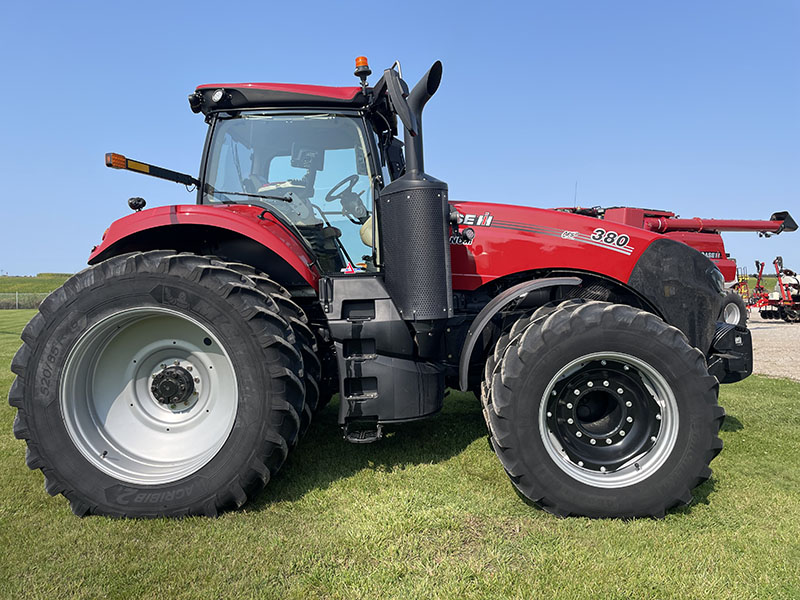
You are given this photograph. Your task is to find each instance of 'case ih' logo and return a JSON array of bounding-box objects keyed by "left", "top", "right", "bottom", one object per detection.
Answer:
[{"left": 457, "top": 212, "right": 493, "bottom": 226}]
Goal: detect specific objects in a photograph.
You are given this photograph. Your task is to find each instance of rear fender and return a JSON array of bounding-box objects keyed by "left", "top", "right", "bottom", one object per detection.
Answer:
[{"left": 89, "top": 204, "right": 320, "bottom": 289}]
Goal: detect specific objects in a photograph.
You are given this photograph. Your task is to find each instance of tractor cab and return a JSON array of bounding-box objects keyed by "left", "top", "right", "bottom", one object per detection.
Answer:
[
  {"left": 189, "top": 61, "right": 453, "bottom": 438},
  {"left": 200, "top": 110, "right": 379, "bottom": 273}
]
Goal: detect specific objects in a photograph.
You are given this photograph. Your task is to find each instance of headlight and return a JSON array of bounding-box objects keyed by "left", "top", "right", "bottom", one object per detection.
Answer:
[{"left": 708, "top": 267, "right": 725, "bottom": 294}]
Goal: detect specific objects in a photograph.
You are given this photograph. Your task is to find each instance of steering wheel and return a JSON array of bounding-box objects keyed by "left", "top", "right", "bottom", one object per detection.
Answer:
[
  {"left": 325, "top": 174, "right": 369, "bottom": 224},
  {"left": 325, "top": 174, "right": 360, "bottom": 203}
]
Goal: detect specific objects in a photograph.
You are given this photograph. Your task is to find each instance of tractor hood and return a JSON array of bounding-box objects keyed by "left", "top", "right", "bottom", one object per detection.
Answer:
[{"left": 449, "top": 201, "right": 663, "bottom": 290}]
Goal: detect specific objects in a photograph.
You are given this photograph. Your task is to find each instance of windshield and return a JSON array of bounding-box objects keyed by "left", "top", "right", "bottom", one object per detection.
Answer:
[{"left": 203, "top": 113, "right": 376, "bottom": 272}]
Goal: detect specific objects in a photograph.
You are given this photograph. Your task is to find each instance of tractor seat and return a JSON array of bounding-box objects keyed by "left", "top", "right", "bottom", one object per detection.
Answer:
[{"left": 360, "top": 216, "right": 374, "bottom": 247}]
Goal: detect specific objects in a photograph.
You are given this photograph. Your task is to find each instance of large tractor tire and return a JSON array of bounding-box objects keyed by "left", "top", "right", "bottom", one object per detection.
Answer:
[
  {"left": 721, "top": 291, "right": 747, "bottom": 327},
  {"left": 483, "top": 300, "right": 724, "bottom": 518},
  {"left": 9, "top": 251, "right": 307, "bottom": 517},
  {"left": 206, "top": 261, "right": 322, "bottom": 431}
]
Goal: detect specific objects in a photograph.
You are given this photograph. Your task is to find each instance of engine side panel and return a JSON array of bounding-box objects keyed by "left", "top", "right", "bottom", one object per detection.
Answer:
[{"left": 449, "top": 201, "right": 659, "bottom": 290}]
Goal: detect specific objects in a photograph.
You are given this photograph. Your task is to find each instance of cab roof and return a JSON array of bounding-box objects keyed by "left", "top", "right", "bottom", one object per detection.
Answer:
[{"left": 192, "top": 83, "right": 368, "bottom": 115}]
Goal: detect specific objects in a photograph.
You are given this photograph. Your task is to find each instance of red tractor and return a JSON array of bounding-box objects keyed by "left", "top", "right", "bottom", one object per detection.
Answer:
[
  {"left": 10, "top": 59, "right": 751, "bottom": 519},
  {"left": 555, "top": 206, "right": 796, "bottom": 328}
]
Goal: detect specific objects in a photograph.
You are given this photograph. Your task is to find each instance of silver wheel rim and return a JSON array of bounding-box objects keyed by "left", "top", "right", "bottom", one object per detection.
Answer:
[
  {"left": 539, "top": 351, "right": 679, "bottom": 488},
  {"left": 723, "top": 301, "right": 741, "bottom": 325},
  {"left": 60, "top": 307, "right": 238, "bottom": 485}
]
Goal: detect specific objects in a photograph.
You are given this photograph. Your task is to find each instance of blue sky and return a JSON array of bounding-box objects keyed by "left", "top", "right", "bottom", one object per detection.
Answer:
[{"left": 0, "top": 1, "right": 797, "bottom": 275}]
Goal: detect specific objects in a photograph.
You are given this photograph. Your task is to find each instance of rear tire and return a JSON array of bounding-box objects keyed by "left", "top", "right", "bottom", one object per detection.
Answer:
[
  {"left": 484, "top": 301, "right": 723, "bottom": 518},
  {"left": 721, "top": 291, "right": 747, "bottom": 327},
  {"left": 9, "top": 251, "right": 305, "bottom": 517},
  {"left": 207, "top": 262, "right": 322, "bottom": 430}
]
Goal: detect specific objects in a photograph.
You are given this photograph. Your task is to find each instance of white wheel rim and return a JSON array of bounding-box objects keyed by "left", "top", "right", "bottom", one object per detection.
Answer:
[
  {"left": 539, "top": 351, "right": 679, "bottom": 488},
  {"left": 723, "top": 302, "right": 741, "bottom": 325},
  {"left": 60, "top": 307, "right": 238, "bottom": 485}
]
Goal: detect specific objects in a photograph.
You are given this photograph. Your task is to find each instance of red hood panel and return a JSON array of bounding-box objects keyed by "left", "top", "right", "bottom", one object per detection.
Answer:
[{"left": 449, "top": 202, "right": 663, "bottom": 291}]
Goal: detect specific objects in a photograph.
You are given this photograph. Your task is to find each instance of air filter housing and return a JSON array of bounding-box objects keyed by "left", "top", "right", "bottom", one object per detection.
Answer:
[{"left": 378, "top": 174, "right": 452, "bottom": 321}]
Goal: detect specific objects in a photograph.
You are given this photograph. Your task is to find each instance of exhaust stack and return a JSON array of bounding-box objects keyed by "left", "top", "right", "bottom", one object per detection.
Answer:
[
  {"left": 404, "top": 61, "right": 442, "bottom": 176},
  {"left": 377, "top": 61, "right": 452, "bottom": 322}
]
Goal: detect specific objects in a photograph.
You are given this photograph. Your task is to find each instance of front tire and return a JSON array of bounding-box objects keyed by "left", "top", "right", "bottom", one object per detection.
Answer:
[
  {"left": 9, "top": 251, "right": 305, "bottom": 517},
  {"left": 484, "top": 301, "right": 723, "bottom": 518}
]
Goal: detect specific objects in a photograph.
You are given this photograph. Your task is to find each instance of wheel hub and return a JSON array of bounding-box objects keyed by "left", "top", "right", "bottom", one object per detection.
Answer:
[
  {"left": 151, "top": 364, "right": 195, "bottom": 405},
  {"left": 547, "top": 359, "right": 663, "bottom": 473}
]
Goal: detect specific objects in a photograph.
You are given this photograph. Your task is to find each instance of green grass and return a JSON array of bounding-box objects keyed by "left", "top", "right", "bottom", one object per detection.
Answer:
[
  {"left": 0, "top": 274, "right": 71, "bottom": 293},
  {"left": 1, "top": 310, "right": 798, "bottom": 599},
  {"left": 745, "top": 275, "right": 777, "bottom": 290}
]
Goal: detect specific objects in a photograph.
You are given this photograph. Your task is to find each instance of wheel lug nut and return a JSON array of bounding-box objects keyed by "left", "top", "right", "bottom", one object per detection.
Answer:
[
  {"left": 626, "top": 401, "right": 632, "bottom": 407},
  {"left": 651, "top": 436, "right": 657, "bottom": 443},
  {"left": 170, "top": 404, "right": 176, "bottom": 409},
  {"left": 656, "top": 414, "right": 662, "bottom": 421},
  {"left": 600, "top": 466, "right": 607, "bottom": 473},
  {"left": 174, "top": 360, "right": 179, "bottom": 366},
  {"left": 573, "top": 389, "right": 580, "bottom": 396},
  {"left": 590, "top": 439, "right": 596, "bottom": 445},
  {"left": 552, "top": 390, "right": 557, "bottom": 396},
  {"left": 603, "top": 380, "right": 609, "bottom": 387},
  {"left": 576, "top": 431, "right": 582, "bottom": 437},
  {"left": 626, "top": 416, "right": 633, "bottom": 423},
  {"left": 617, "top": 388, "right": 624, "bottom": 394},
  {"left": 194, "top": 378, "right": 200, "bottom": 383},
  {"left": 605, "top": 438, "right": 612, "bottom": 444},
  {"left": 186, "top": 366, "right": 193, "bottom": 372},
  {"left": 160, "top": 364, "right": 166, "bottom": 369},
  {"left": 623, "top": 365, "right": 630, "bottom": 371},
  {"left": 567, "top": 418, "right": 574, "bottom": 424},
  {"left": 577, "top": 461, "right": 584, "bottom": 467},
  {"left": 620, "top": 430, "right": 626, "bottom": 437},
  {"left": 587, "top": 381, "right": 594, "bottom": 388},
  {"left": 601, "top": 360, "right": 607, "bottom": 366},
  {"left": 547, "top": 412, "right": 552, "bottom": 418},
  {"left": 566, "top": 403, "right": 573, "bottom": 409}
]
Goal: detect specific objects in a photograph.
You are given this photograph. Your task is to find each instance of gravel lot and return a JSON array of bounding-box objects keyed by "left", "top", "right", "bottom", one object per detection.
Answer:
[{"left": 747, "top": 311, "right": 799, "bottom": 382}]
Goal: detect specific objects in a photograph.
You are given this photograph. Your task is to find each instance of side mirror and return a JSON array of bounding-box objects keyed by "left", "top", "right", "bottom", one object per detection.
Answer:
[
  {"left": 386, "top": 137, "right": 405, "bottom": 180},
  {"left": 383, "top": 69, "right": 418, "bottom": 137}
]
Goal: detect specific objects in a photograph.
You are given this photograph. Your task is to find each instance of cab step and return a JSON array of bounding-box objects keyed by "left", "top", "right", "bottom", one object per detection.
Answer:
[{"left": 343, "top": 422, "right": 383, "bottom": 444}]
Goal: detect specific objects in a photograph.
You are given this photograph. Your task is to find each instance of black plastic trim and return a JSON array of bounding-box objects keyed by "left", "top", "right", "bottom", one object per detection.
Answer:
[
  {"left": 458, "top": 276, "right": 582, "bottom": 391},
  {"left": 628, "top": 239, "right": 722, "bottom": 353},
  {"left": 707, "top": 322, "right": 753, "bottom": 383}
]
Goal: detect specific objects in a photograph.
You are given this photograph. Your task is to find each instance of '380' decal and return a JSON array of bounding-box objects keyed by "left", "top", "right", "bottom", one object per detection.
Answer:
[
  {"left": 590, "top": 228, "right": 631, "bottom": 248},
  {"left": 559, "top": 227, "right": 634, "bottom": 255}
]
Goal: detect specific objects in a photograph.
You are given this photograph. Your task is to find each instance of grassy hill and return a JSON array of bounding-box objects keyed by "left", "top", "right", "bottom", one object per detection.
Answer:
[{"left": 0, "top": 273, "right": 71, "bottom": 293}]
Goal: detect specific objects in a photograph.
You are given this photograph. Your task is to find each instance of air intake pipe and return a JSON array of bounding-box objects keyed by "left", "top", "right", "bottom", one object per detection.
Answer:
[{"left": 378, "top": 61, "right": 453, "bottom": 323}]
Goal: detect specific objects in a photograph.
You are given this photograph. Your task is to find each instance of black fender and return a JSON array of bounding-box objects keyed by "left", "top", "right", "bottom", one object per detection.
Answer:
[{"left": 458, "top": 276, "right": 582, "bottom": 391}]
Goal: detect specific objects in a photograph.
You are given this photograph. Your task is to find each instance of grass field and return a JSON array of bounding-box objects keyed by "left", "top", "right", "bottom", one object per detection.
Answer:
[
  {"left": 1, "top": 309, "right": 799, "bottom": 599},
  {"left": 0, "top": 274, "right": 71, "bottom": 293}
]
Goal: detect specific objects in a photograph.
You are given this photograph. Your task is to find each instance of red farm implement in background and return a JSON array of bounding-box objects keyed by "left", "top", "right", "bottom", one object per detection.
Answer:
[
  {"left": 750, "top": 260, "right": 770, "bottom": 311},
  {"left": 555, "top": 206, "right": 797, "bottom": 327},
  {"left": 758, "top": 257, "right": 800, "bottom": 322}
]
